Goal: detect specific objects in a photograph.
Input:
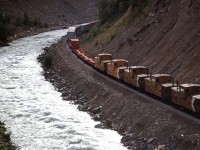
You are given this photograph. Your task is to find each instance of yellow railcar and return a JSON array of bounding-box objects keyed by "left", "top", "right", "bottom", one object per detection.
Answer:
[
  {"left": 124, "top": 66, "right": 148, "bottom": 88},
  {"left": 106, "top": 59, "right": 128, "bottom": 79},
  {"left": 145, "top": 74, "right": 173, "bottom": 97},
  {"left": 95, "top": 53, "right": 112, "bottom": 72},
  {"left": 171, "top": 84, "right": 200, "bottom": 112}
]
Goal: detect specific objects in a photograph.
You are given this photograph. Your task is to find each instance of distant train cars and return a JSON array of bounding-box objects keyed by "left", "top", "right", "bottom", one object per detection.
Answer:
[
  {"left": 68, "top": 39, "right": 80, "bottom": 50},
  {"left": 66, "top": 22, "right": 200, "bottom": 114},
  {"left": 67, "top": 21, "right": 99, "bottom": 42},
  {"left": 67, "top": 27, "right": 77, "bottom": 41}
]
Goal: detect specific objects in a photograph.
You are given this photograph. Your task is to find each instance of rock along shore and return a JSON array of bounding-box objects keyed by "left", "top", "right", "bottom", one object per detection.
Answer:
[
  {"left": 0, "top": 122, "right": 16, "bottom": 150},
  {"left": 38, "top": 37, "right": 200, "bottom": 150}
]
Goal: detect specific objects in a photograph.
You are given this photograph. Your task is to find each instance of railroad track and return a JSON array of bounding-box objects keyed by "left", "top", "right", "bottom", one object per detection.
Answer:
[{"left": 64, "top": 42, "right": 200, "bottom": 125}]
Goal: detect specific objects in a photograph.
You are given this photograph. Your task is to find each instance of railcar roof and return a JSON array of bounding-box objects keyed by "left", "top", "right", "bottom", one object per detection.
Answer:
[
  {"left": 137, "top": 74, "right": 149, "bottom": 78},
  {"left": 98, "top": 53, "right": 112, "bottom": 56},
  {"left": 181, "top": 84, "right": 200, "bottom": 88},
  {"left": 129, "top": 66, "right": 147, "bottom": 69},
  {"left": 103, "top": 60, "right": 112, "bottom": 63},
  {"left": 193, "top": 95, "right": 200, "bottom": 99},
  {"left": 118, "top": 66, "right": 128, "bottom": 70},
  {"left": 162, "top": 83, "right": 177, "bottom": 87},
  {"left": 112, "top": 59, "right": 128, "bottom": 62},
  {"left": 152, "top": 74, "right": 172, "bottom": 78},
  {"left": 80, "top": 23, "right": 90, "bottom": 26},
  {"left": 68, "top": 27, "right": 76, "bottom": 32},
  {"left": 70, "top": 39, "right": 79, "bottom": 42}
]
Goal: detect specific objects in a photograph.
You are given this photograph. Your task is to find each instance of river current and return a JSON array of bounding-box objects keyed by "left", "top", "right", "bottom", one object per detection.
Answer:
[{"left": 0, "top": 30, "right": 126, "bottom": 150}]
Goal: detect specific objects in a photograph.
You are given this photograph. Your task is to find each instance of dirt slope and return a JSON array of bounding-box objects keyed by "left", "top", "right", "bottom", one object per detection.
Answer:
[
  {"left": 0, "top": 0, "right": 97, "bottom": 25},
  {"left": 82, "top": 0, "right": 200, "bottom": 84}
]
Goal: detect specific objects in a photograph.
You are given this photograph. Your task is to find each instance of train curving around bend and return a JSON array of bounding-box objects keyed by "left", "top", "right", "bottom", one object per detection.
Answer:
[{"left": 66, "top": 22, "right": 200, "bottom": 114}]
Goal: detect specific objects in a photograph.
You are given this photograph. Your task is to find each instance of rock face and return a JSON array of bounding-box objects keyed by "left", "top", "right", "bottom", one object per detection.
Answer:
[
  {"left": 82, "top": 0, "right": 200, "bottom": 84},
  {"left": 38, "top": 37, "right": 200, "bottom": 149},
  {"left": 0, "top": 0, "right": 97, "bottom": 25}
]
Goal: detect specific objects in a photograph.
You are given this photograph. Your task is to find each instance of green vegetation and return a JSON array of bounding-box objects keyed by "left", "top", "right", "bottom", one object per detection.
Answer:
[
  {"left": 81, "top": 0, "right": 151, "bottom": 52},
  {"left": 0, "top": 12, "right": 48, "bottom": 42},
  {"left": 15, "top": 13, "right": 43, "bottom": 27},
  {"left": 98, "top": 0, "right": 132, "bottom": 24},
  {"left": 81, "top": 0, "right": 150, "bottom": 41},
  {"left": 97, "top": 0, "right": 149, "bottom": 24},
  {"left": 0, "top": 12, "right": 15, "bottom": 42},
  {"left": 82, "top": 23, "right": 104, "bottom": 43}
]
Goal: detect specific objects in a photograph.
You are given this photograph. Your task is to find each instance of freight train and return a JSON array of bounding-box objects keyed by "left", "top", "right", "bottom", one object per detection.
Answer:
[
  {"left": 66, "top": 22, "right": 200, "bottom": 114},
  {"left": 67, "top": 21, "right": 98, "bottom": 42}
]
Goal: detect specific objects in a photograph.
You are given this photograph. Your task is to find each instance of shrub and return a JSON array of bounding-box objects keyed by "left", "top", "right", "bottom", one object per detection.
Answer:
[
  {"left": 43, "top": 22, "right": 48, "bottom": 28},
  {"left": 33, "top": 17, "right": 41, "bottom": 26},
  {"left": 97, "top": 0, "right": 150, "bottom": 24},
  {"left": 0, "top": 12, "right": 15, "bottom": 42},
  {"left": 43, "top": 55, "right": 53, "bottom": 68},
  {"left": 97, "top": 0, "right": 131, "bottom": 24},
  {"left": 23, "top": 12, "right": 31, "bottom": 26},
  {"left": 0, "top": 23, "right": 7, "bottom": 41},
  {"left": 15, "top": 16, "right": 23, "bottom": 27}
]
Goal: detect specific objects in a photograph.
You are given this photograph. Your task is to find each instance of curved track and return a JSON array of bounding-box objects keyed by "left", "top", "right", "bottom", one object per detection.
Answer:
[{"left": 64, "top": 41, "right": 200, "bottom": 125}]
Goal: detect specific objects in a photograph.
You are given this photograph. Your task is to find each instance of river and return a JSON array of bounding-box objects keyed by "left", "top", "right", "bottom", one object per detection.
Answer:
[{"left": 0, "top": 30, "right": 126, "bottom": 150}]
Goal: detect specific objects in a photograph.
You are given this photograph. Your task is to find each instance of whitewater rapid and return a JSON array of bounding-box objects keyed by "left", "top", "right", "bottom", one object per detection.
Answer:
[{"left": 0, "top": 30, "right": 126, "bottom": 150}]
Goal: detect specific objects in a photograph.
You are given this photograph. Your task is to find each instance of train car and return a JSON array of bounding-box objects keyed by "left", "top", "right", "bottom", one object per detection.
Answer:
[
  {"left": 171, "top": 84, "right": 200, "bottom": 112},
  {"left": 124, "top": 66, "right": 148, "bottom": 88},
  {"left": 192, "top": 95, "right": 200, "bottom": 112},
  {"left": 95, "top": 53, "right": 112, "bottom": 72},
  {"left": 136, "top": 74, "right": 150, "bottom": 90},
  {"left": 67, "top": 20, "right": 99, "bottom": 42},
  {"left": 106, "top": 59, "right": 128, "bottom": 80},
  {"left": 117, "top": 66, "right": 128, "bottom": 80},
  {"left": 80, "top": 20, "right": 99, "bottom": 33},
  {"left": 74, "top": 49, "right": 95, "bottom": 66},
  {"left": 144, "top": 74, "right": 173, "bottom": 97},
  {"left": 161, "top": 83, "right": 177, "bottom": 101},
  {"left": 68, "top": 39, "right": 80, "bottom": 51},
  {"left": 67, "top": 27, "right": 77, "bottom": 42},
  {"left": 80, "top": 23, "right": 91, "bottom": 33},
  {"left": 75, "top": 25, "right": 82, "bottom": 37}
]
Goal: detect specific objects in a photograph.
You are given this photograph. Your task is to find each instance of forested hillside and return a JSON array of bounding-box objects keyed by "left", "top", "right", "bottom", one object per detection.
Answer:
[{"left": 0, "top": 0, "right": 97, "bottom": 42}]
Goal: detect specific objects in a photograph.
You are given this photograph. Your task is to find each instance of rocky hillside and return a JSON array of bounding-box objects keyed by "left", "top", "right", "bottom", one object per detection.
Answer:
[
  {"left": 82, "top": 0, "right": 200, "bottom": 84},
  {"left": 0, "top": 0, "right": 97, "bottom": 26}
]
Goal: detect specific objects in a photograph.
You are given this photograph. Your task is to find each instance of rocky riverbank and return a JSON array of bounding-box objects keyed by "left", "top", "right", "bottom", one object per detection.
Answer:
[
  {"left": 38, "top": 37, "right": 200, "bottom": 150},
  {"left": 0, "top": 122, "right": 16, "bottom": 150}
]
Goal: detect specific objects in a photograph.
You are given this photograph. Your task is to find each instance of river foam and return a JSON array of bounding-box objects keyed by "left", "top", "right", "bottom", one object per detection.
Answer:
[{"left": 0, "top": 30, "right": 126, "bottom": 150}]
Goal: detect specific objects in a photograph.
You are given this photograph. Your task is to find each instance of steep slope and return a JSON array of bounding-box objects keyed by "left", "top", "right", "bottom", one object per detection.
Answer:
[
  {"left": 0, "top": 0, "right": 97, "bottom": 25},
  {"left": 82, "top": 0, "right": 200, "bottom": 84}
]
